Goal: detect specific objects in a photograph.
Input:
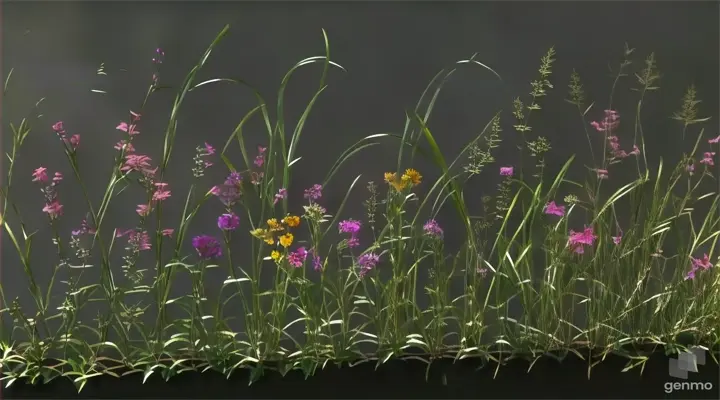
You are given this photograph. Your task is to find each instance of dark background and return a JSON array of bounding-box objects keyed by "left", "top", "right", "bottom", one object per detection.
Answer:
[{"left": 1, "top": 0, "right": 719, "bottom": 348}]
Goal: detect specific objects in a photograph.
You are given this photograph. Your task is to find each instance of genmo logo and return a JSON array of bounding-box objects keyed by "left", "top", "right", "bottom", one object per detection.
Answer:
[{"left": 664, "top": 381, "right": 714, "bottom": 394}]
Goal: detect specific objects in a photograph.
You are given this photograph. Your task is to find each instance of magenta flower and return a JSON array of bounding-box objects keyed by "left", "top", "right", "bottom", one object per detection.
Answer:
[
  {"left": 423, "top": 219, "right": 444, "bottom": 238},
  {"left": 136, "top": 204, "right": 152, "bottom": 217},
  {"left": 52, "top": 121, "right": 65, "bottom": 134},
  {"left": 161, "top": 228, "right": 174, "bottom": 237},
  {"left": 32, "top": 167, "right": 48, "bottom": 183},
  {"left": 568, "top": 226, "right": 597, "bottom": 254},
  {"left": 52, "top": 172, "right": 63, "bottom": 184},
  {"left": 304, "top": 184, "right": 323, "bottom": 200},
  {"left": 114, "top": 140, "right": 135, "bottom": 154},
  {"left": 595, "top": 169, "right": 609, "bottom": 180},
  {"left": 288, "top": 247, "right": 308, "bottom": 268},
  {"left": 543, "top": 201, "right": 565, "bottom": 217},
  {"left": 217, "top": 213, "right": 240, "bottom": 231},
  {"left": 204, "top": 142, "right": 216, "bottom": 155},
  {"left": 700, "top": 152, "right": 715, "bottom": 166},
  {"left": 612, "top": 235, "right": 622, "bottom": 245},
  {"left": 152, "top": 183, "right": 172, "bottom": 202},
  {"left": 499, "top": 166, "right": 514, "bottom": 177},
  {"left": 310, "top": 249, "right": 323, "bottom": 271},
  {"left": 121, "top": 154, "right": 153, "bottom": 173},
  {"left": 116, "top": 229, "right": 152, "bottom": 251},
  {"left": 686, "top": 254, "right": 714, "bottom": 280},
  {"left": 357, "top": 252, "right": 380, "bottom": 277},
  {"left": 709, "top": 135, "right": 720, "bottom": 144},
  {"left": 339, "top": 219, "right": 362, "bottom": 234},
  {"left": 192, "top": 235, "right": 223, "bottom": 259},
  {"left": 67, "top": 134, "right": 80, "bottom": 150}
]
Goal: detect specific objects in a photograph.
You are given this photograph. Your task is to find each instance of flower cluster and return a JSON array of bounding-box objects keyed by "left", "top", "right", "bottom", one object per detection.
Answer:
[
  {"left": 590, "top": 109, "right": 620, "bottom": 133},
  {"left": 685, "top": 254, "right": 714, "bottom": 280},
  {"left": 423, "top": 219, "right": 443, "bottom": 239},
  {"left": 384, "top": 168, "right": 422, "bottom": 192},
  {"left": 33, "top": 166, "right": 64, "bottom": 220},
  {"left": 339, "top": 219, "right": 362, "bottom": 248}
]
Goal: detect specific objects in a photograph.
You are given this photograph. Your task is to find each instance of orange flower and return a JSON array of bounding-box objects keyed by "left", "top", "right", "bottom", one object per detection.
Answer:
[
  {"left": 384, "top": 171, "right": 407, "bottom": 191},
  {"left": 402, "top": 168, "right": 422, "bottom": 185},
  {"left": 267, "top": 218, "right": 283, "bottom": 232},
  {"left": 284, "top": 215, "right": 301, "bottom": 228},
  {"left": 279, "top": 233, "right": 294, "bottom": 248}
]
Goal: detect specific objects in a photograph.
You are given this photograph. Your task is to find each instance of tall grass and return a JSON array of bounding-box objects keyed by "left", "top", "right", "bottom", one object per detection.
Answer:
[{"left": 0, "top": 27, "right": 718, "bottom": 391}]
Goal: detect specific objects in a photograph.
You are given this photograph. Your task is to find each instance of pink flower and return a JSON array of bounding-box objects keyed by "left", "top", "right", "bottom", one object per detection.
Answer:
[
  {"left": 152, "top": 184, "right": 171, "bottom": 202},
  {"left": 114, "top": 140, "right": 136, "bottom": 153},
  {"left": 709, "top": 135, "right": 720, "bottom": 144},
  {"left": 121, "top": 154, "right": 153, "bottom": 173},
  {"left": 288, "top": 247, "right": 308, "bottom": 268},
  {"left": 116, "top": 122, "right": 140, "bottom": 135},
  {"left": 595, "top": 169, "right": 609, "bottom": 180},
  {"left": 136, "top": 204, "right": 152, "bottom": 217},
  {"left": 590, "top": 110, "right": 620, "bottom": 133},
  {"left": 52, "top": 121, "right": 65, "bottom": 134},
  {"left": 53, "top": 172, "right": 63, "bottom": 184},
  {"left": 612, "top": 235, "right": 622, "bottom": 245},
  {"left": 274, "top": 188, "right": 287, "bottom": 205},
  {"left": 629, "top": 145, "right": 640, "bottom": 156},
  {"left": 568, "top": 226, "right": 597, "bottom": 254},
  {"left": 499, "top": 166, "right": 514, "bottom": 176},
  {"left": 700, "top": 152, "right": 715, "bottom": 166},
  {"left": 42, "top": 201, "right": 64, "bottom": 219},
  {"left": 68, "top": 134, "right": 80, "bottom": 150},
  {"left": 130, "top": 111, "right": 141, "bottom": 122},
  {"left": 254, "top": 146, "right": 267, "bottom": 168},
  {"left": 32, "top": 167, "right": 48, "bottom": 183},
  {"left": 121, "top": 230, "right": 151, "bottom": 251},
  {"left": 161, "top": 228, "right": 174, "bottom": 237},
  {"left": 204, "top": 142, "right": 215, "bottom": 155},
  {"left": 686, "top": 254, "right": 714, "bottom": 280},
  {"left": 543, "top": 201, "right": 565, "bottom": 217},
  {"left": 687, "top": 162, "right": 695, "bottom": 174}
]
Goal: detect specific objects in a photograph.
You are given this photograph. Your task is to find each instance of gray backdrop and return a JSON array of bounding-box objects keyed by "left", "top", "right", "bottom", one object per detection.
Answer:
[{"left": 2, "top": 1, "right": 719, "bottom": 345}]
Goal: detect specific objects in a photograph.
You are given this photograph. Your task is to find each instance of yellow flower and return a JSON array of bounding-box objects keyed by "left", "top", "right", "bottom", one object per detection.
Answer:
[
  {"left": 264, "top": 237, "right": 275, "bottom": 245},
  {"left": 284, "top": 215, "right": 300, "bottom": 228},
  {"left": 383, "top": 171, "right": 407, "bottom": 191},
  {"left": 279, "top": 233, "right": 294, "bottom": 248},
  {"left": 267, "top": 218, "right": 283, "bottom": 232},
  {"left": 270, "top": 250, "right": 281, "bottom": 261},
  {"left": 402, "top": 168, "right": 422, "bottom": 185},
  {"left": 250, "top": 228, "right": 268, "bottom": 239}
]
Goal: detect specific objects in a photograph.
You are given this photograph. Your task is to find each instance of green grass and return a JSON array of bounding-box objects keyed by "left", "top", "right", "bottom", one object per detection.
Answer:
[{"left": 0, "top": 26, "right": 718, "bottom": 391}]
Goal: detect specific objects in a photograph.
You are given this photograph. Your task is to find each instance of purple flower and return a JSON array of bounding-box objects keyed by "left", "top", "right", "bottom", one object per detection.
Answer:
[
  {"left": 211, "top": 183, "right": 242, "bottom": 207},
  {"left": 339, "top": 219, "right": 362, "bottom": 234},
  {"left": 304, "top": 184, "right": 323, "bottom": 200},
  {"left": 357, "top": 252, "right": 380, "bottom": 277},
  {"left": 225, "top": 172, "right": 242, "bottom": 186},
  {"left": 684, "top": 254, "right": 711, "bottom": 281},
  {"left": 311, "top": 250, "right": 323, "bottom": 271},
  {"left": 274, "top": 188, "right": 287, "bottom": 205},
  {"left": 288, "top": 247, "right": 308, "bottom": 268},
  {"left": 700, "top": 152, "right": 715, "bottom": 166},
  {"left": 192, "top": 235, "right": 223, "bottom": 259},
  {"left": 612, "top": 235, "right": 622, "bottom": 245},
  {"left": 347, "top": 236, "right": 360, "bottom": 248},
  {"left": 217, "top": 213, "right": 240, "bottom": 231},
  {"left": 423, "top": 219, "right": 443, "bottom": 238},
  {"left": 71, "top": 219, "right": 96, "bottom": 237},
  {"left": 500, "top": 166, "right": 514, "bottom": 177},
  {"left": 543, "top": 201, "right": 565, "bottom": 217}
]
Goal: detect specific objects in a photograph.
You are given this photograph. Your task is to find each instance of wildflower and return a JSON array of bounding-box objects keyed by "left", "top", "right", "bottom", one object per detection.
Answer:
[
  {"left": 136, "top": 204, "right": 152, "bottom": 217},
  {"left": 274, "top": 188, "right": 287, "bottom": 205},
  {"left": 211, "top": 183, "right": 242, "bottom": 207},
  {"left": 250, "top": 228, "right": 275, "bottom": 244},
  {"left": 161, "top": 228, "right": 174, "bottom": 237},
  {"left": 267, "top": 218, "right": 283, "bottom": 232},
  {"left": 700, "top": 152, "right": 715, "bottom": 166},
  {"left": 543, "top": 201, "right": 565, "bottom": 217},
  {"left": 686, "top": 254, "right": 713, "bottom": 280},
  {"left": 279, "top": 233, "right": 294, "bottom": 248},
  {"left": 590, "top": 110, "right": 620, "bottom": 132},
  {"left": 568, "top": 226, "right": 597, "bottom": 254},
  {"left": 612, "top": 235, "right": 622, "bottom": 245},
  {"left": 339, "top": 219, "right": 362, "bottom": 234},
  {"left": 114, "top": 140, "right": 136, "bottom": 154},
  {"left": 52, "top": 121, "right": 65, "bottom": 135},
  {"left": 42, "top": 201, "right": 63, "bottom": 219},
  {"left": 225, "top": 172, "right": 242, "bottom": 186},
  {"left": 71, "top": 219, "right": 97, "bottom": 236},
  {"left": 347, "top": 236, "right": 360, "bottom": 248},
  {"left": 357, "top": 252, "right": 380, "bottom": 277},
  {"left": 68, "top": 134, "right": 81, "bottom": 150},
  {"left": 284, "top": 215, "right": 300, "bottom": 228},
  {"left": 595, "top": 169, "right": 609, "bottom": 180},
  {"left": 121, "top": 154, "right": 153, "bottom": 173},
  {"left": 126, "top": 230, "right": 151, "bottom": 251},
  {"left": 499, "top": 166, "right": 514, "bottom": 177},
  {"left": 423, "top": 219, "right": 444, "bottom": 238},
  {"left": 254, "top": 146, "right": 267, "bottom": 168},
  {"left": 303, "top": 203, "right": 327, "bottom": 222},
  {"left": 116, "top": 121, "right": 140, "bottom": 135},
  {"left": 476, "top": 266, "right": 488, "bottom": 278},
  {"left": 402, "top": 168, "right": 422, "bottom": 185},
  {"left": 152, "top": 184, "right": 172, "bottom": 202},
  {"left": 192, "top": 235, "right": 223, "bottom": 259},
  {"left": 271, "top": 250, "right": 281, "bottom": 261},
  {"left": 53, "top": 172, "right": 63, "bottom": 184},
  {"left": 629, "top": 145, "right": 640, "bottom": 156},
  {"left": 217, "top": 213, "right": 240, "bottom": 231},
  {"left": 304, "top": 184, "right": 323, "bottom": 200},
  {"left": 384, "top": 172, "right": 407, "bottom": 192},
  {"left": 32, "top": 167, "right": 49, "bottom": 183},
  {"left": 687, "top": 161, "right": 695, "bottom": 175},
  {"left": 310, "top": 249, "right": 323, "bottom": 271},
  {"left": 709, "top": 135, "right": 720, "bottom": 144},
  {"left": 287, "top": 247, "right": 308, "bottom": 268},
  {"left": 204, "top": 143, "right": 215, "bottom": 156}
]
